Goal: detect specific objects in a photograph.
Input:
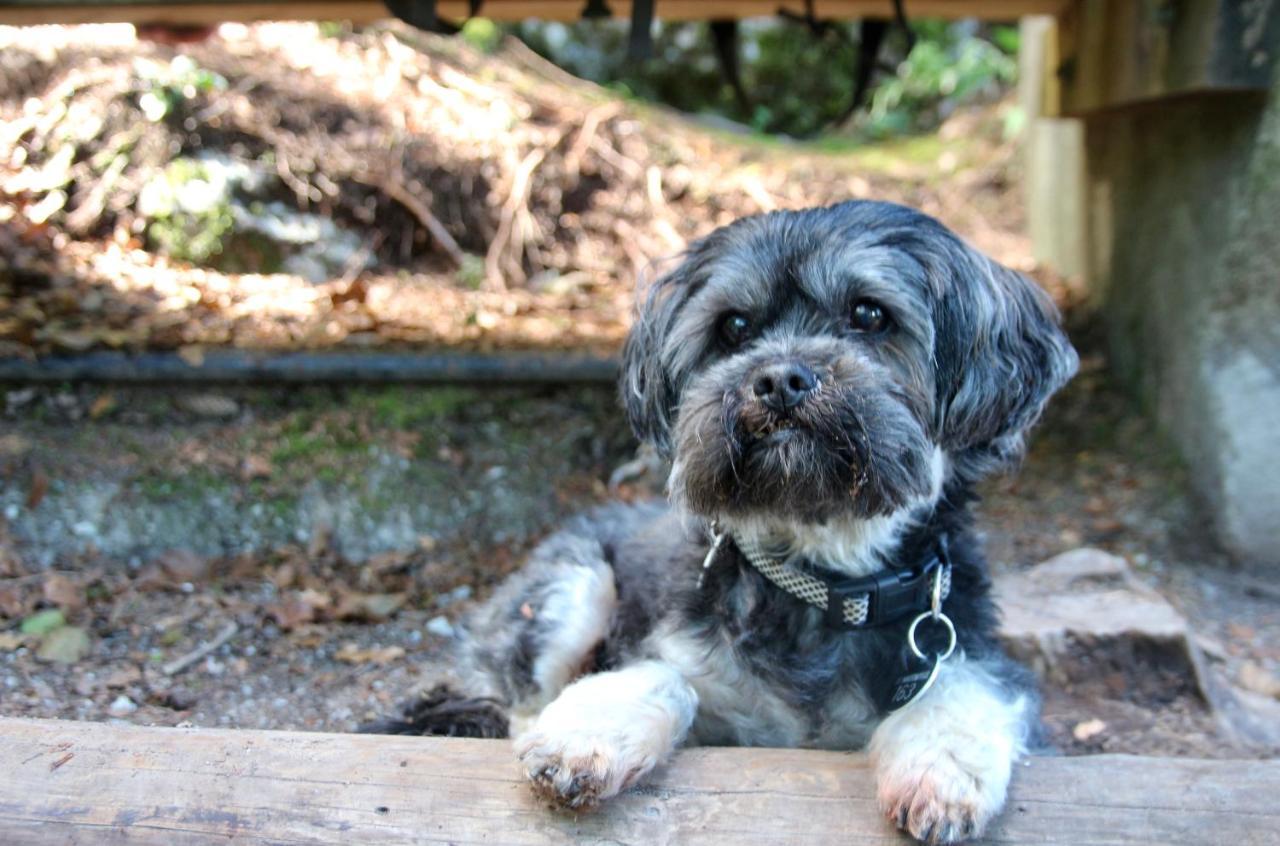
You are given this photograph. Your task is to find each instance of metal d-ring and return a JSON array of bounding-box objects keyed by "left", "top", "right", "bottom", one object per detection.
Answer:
[
  {"left": 929, "top": 564, "right": 944, "bottom": 619},
  {"left": 908, "top": 610, "right": 956, "bottom": 662}
]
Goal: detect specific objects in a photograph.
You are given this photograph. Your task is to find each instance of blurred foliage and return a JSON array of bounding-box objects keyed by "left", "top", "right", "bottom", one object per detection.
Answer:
[
  {"left": 505, "top": 17, "right": 1017, "bottom": 138},
  {"left": 138, "top": 157, "right": 236, "bottom": 265},
  {"left": 135, "top": 55, "right": 227, "bottom": 123}
]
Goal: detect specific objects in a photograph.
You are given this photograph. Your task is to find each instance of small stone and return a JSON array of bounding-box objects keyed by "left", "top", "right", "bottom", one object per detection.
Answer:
[
  {"left": 425, "top": 616, "right": 455, "bottom": 639},
  {"left": 1072, "top": 718, "right": 1107, "bottom": 742},
  {"left": 176, "top": 393, "right": 240, "bottom": 419},
  {"left": 108, "top": 695, "right": 138, "bottom": 717}
]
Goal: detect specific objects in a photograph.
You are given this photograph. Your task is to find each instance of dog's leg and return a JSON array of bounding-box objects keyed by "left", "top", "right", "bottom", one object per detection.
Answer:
[
  {"left": 466, "top": 533, "right": 619, "bottom": 724},
  {"left": 514, "top": 659, "right": 698, "bottom": 809},
  {"left": 869, "top": 657, "right": 1031, "bottom": 845}
]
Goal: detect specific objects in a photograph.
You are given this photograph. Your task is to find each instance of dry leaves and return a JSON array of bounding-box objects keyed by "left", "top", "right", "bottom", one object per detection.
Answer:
[
  {"left": 0, "top": 22, "right": 1056, "bottom": 361},
  {"left": 335, "top": 643, "right": 405, "bottom": 665}
]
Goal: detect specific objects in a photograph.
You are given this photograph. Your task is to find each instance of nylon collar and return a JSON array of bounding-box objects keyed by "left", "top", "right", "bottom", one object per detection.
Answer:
[{"left": 730, "top": 531, "right": 952, "bottom": 630}]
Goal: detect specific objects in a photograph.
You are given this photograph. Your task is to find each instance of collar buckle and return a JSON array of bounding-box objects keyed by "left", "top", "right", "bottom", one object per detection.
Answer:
[{"left": 823, "top": 539, "right": 950, "bottom": 630}]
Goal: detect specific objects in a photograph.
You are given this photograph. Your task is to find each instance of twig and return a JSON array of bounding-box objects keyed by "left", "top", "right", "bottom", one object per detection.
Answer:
[
  {"left": 366, "top": 177, "right": 466, "bottom": 268},
  {"left": 738, "top": 173, "right": 778, "bottom": 213},
  {"left": 485, "top": 139, "right": 559, "bottom": 289},
  {"left": 565, "top": 103, "right": 620, "bottom": 182},
  {"left": 589, "top": 135, "right": 645, "bottom": 181},
  {"left": 162, "top": 621, "right": 238, "bottom": 677}
]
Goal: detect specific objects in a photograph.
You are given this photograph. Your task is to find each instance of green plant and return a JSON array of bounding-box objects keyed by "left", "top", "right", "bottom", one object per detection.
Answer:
[
  {"left": 138, "top": 158, "right": 235, "bottom": 265},
  {"left": 135, "top": 55, "right": 227, "bottom": 123},
  {"left": 861, "top": 22, "right": 1017, "bottom": 139},
  {"left": 461, "top": 18, "right": 503, "bottom": 54},
  {"left": 508, "top": 18, "right": 1018, "bottom": 139}
]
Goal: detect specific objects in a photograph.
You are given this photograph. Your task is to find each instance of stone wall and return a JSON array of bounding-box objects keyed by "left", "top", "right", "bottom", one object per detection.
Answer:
[{"left": 1082, "top": 73, "right": 1280, "bottom": 566}]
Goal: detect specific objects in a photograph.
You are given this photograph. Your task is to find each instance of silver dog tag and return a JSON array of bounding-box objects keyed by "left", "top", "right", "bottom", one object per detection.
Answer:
[{"left": 882, "top": 652, "right": 942, "bottom": 711}]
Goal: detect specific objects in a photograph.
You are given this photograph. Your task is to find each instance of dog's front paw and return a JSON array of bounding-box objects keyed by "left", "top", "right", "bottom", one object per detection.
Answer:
[
  {"left": 877, "top": 755, "right": 999, "bottom": 844},
  {"left": 515, "top": 727, "right": 652, "bottom": 810},
  {"left": 512, "top": 661, "right": 696, "bottom": 811}
]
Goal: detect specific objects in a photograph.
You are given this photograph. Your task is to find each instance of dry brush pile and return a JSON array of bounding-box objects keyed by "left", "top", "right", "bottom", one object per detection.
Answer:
[{"left": 0, "top": 22, "right": 1044, "bottom": 358}]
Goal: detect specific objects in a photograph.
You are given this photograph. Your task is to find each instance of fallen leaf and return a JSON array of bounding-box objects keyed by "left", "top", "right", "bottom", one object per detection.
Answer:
[
  {"left": 176, "top": 345, "right": 205, "bottom": 367},
  {"left": 267, "top": 588, "right": 330, "bottom": 630},
  {"left": 335, "top": 643, "right": 405, "bottom": 665},
  {"left": 1228, "top": 623, "right": 1257, "bottom": 641},
  {"left": 154, "top": 549, "right": 210, "bottom": 585},
  {"left": 102, "top": 665, "right": 143, "bottom": 689},
  {"left": 0, "top": 632, "right": 26, "bottom": 650},
  {"left": 42, "top": 572, "right": 83, "bottom": 612},
  {"left": 240, "top": 454, "right": 273, "bottom": 481},
  {"left": 1238, "top": 661, "right": 1280, "bottom": 700},
  {"left": 1072, "top": 718, "right": 1107, "bottom": 742},
  {"left": 334, "top": 591, "right": 406, "bottom": 622},
  {"left": 0, "top": 583, "right": 32, "bottom": 619},
  {"left": 307, "top": 524, "right": 333, "bottom": 559},
  {"left": 88, "top": 393, "right": 117, "bottom": 419},
  {"left": 37, "top": 625, "right": 91, "bottom": 664},
  {"left": 270, "top": 563, "right": 297, "bottom": 591},
  {"left": 26, "top": 466, "right": 48, "bottom": 509},
  {"left": 20, "top": 608, "right": 66, "bottom": 636}
]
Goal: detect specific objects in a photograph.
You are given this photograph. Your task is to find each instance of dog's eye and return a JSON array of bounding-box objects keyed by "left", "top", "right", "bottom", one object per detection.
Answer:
[
  {"left": 850, "top": 300, "right": 889, "bottom": 334},
  {"left": 717, "top": 312, "right": 752, "bottom": 349}
]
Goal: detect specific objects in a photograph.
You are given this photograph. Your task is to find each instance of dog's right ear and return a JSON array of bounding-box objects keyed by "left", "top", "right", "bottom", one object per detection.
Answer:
[{"left": 620, "top": 252, "right": 703, "bottom": 454}]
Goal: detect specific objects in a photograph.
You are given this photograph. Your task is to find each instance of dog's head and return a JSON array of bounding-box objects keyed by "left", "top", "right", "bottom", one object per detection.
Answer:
[{"left": 622, "top": 201, "right": 1077, "bottom": 525}]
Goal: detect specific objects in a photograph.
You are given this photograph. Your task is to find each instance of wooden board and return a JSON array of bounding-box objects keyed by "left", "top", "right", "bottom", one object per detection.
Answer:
[
  {"left": 0, "top": 717, "right": 1276, "bottom": 844},
  {"left": 1056, "top": 0, "right": 1280, "bottom": 115},
  {"left": 0, "top": 1, "right": 1069, "bottom": 28}
]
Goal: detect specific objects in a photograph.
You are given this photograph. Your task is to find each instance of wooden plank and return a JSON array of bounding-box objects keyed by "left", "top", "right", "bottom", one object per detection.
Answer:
[
  {"left": 0, "top": 1, "right": 1070, "bottom": 28},
  {"left": 1056, "top": 0, "right": 1280, "bottom": 115},
  {"left": 0, "top": 717, "right": 1276, "bottom": 845}
]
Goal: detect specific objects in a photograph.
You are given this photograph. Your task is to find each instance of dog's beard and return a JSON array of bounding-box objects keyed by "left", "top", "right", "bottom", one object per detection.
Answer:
[{"left": 668, "top": 367, "right": 936, "bottom": 524}]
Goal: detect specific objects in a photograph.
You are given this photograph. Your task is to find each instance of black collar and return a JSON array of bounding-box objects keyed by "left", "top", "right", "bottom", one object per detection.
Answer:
[{"left": 729, "top": 532, "right": 952, "bottom": 631}]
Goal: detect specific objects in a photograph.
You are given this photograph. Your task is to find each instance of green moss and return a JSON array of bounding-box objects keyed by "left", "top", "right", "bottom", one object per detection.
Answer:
[
  {"left": 133, "top": 467, "right": 230, "bottom": 502},
  {"left": 349, "top": 386, "right": 480, "bottom": 430}
]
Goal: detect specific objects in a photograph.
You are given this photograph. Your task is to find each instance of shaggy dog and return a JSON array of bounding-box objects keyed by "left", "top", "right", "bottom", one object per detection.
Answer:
[{"left": 366, "top": 200, "right": 1078, "bottom": 844}]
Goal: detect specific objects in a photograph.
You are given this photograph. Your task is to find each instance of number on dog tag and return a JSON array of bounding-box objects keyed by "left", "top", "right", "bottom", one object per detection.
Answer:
[{"left": 878, "top": 650, "right": 942, "bottom": 713}]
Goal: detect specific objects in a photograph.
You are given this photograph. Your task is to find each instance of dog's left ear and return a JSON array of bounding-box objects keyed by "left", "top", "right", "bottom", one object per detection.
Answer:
[
  {"left": 619, "top": 250, "right": 703, "bottom": 454},
  {"left": 934, "top": 247, "right": 1078, "bottom": 469}
]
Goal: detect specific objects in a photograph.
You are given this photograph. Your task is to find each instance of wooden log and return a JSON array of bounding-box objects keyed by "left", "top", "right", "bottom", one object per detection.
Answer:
[
  {"left": 0, "top": 717, "right": 1276, "bottom": 844},
  {"left": 0, "top": 1, "right": 1069, "bottom": 28}
]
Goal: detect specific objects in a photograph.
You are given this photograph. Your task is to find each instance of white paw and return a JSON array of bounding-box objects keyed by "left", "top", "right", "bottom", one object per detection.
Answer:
[
  {"left": 876, "top": 753, "right": 1002, "bottom": 844},
  {"left": 515, "top": 724, "right": 655, "bottom": 810},
  {"left": 869, "top": 661, "right": 1028, "bottom": 844},
  {"left": 513, "top": 661, "right": 696, "bottom": 810}
]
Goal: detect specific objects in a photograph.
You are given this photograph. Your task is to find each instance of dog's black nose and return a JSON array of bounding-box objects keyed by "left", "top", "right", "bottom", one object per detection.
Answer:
[{"left": 752, "top": 362, "right": 819, "bottom": 413}]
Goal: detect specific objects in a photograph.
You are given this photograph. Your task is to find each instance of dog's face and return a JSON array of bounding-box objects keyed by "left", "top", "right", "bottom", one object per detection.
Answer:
[{"left": 622, "top": 201, "right": 1078, "bottom": 525}]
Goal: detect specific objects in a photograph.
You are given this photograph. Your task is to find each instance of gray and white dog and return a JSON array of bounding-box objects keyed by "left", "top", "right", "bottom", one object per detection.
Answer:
[{"left": 367, "top": 200, "right": 1078, "bottom": 844}]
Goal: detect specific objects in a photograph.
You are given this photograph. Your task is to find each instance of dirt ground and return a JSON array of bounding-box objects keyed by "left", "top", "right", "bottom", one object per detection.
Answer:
[{"left": 2, "top": 321, "right": 1278, "bottom": 758}]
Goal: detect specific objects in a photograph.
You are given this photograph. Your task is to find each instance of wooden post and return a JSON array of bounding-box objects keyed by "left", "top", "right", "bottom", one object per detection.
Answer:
[
  {"left": 1020, "top": 15, "right": 1088, "bottom": 284},
  {"left": 0, "top": 717, "right": 1277, "bottom": 844}
]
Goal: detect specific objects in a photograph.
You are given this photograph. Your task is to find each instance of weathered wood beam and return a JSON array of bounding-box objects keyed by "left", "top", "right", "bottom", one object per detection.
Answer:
[
  {"left": 0, "top": 717, "right": 1276, "bottom": 844},
  {"left": 1056, "top": 0, "right": 1280, "bottom": 115},
  {"left": 0, "top": 1, "right": 1069, "bottom": 28}
]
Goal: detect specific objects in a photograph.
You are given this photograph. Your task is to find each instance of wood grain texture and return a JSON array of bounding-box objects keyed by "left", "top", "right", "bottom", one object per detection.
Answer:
[{"left": 0, "top": 717, "right": 1276, "bottom": 845}]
